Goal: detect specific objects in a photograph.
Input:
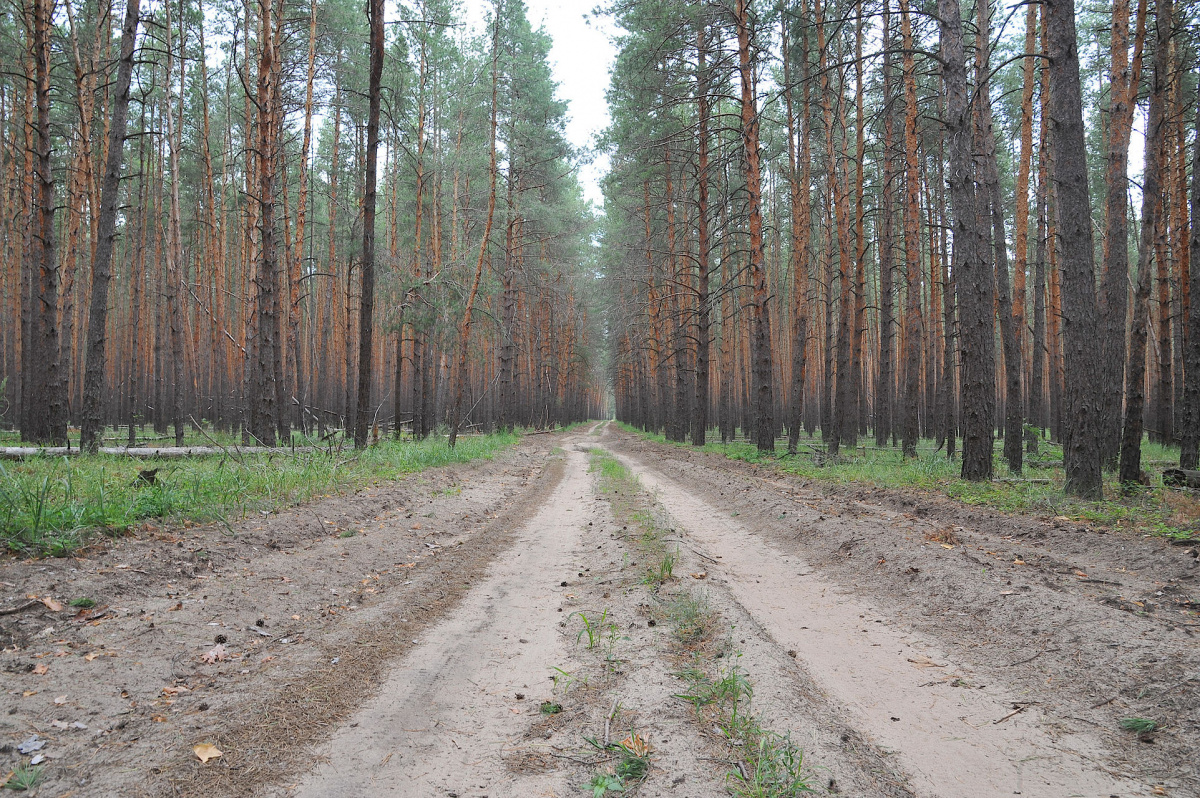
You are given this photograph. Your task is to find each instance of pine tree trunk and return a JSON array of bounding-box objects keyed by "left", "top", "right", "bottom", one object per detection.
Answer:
[
  {"left": 1182, "top": 71, "right": 1200, "bottom": 469},
  {"left": 734, "top": 0, "right": 774, "bottom": 453},
  {"left": 900, "top": 0, "right": 924, "bottom": 459},
  {"left": 939, "top": 0, "right": 992, "bottom": 480},
  {"left": 1121, "top": 0, "right": 1171, "bottom": 484},
  {"left": 975, "top": 0, "right": 1021, "bottom": 473},
  {"left": 693, "top": 21, "right": 711, "bottom": 446},
  {"left": 1048, "top": 0, "right": 1104, "bottom": 497},
  {"left": 80, "top": 0, "right": 139, "bottom": 452}
]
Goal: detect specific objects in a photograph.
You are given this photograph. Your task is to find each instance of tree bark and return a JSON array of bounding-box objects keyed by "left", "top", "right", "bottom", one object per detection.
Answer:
[
  {"left": 900, "top": 0, "right": 924, "bottom": 459},
  {"left": 353, "top": 0, "right": 383, "bottom": 448},
  {"left": 1182, "top": 73, "right": 1200, "bottom": 469},
  {"left": 734, "top": 0, "right": 774, "bottom": 453},
  {"left": 1120, "top": 0, "right": 1171, "bottom": 484},
  {"left": 80, "top": 0, "right": 140, "bottom": 452},
  {"left": 693, "top": 19, "right": 711, "bottom": 446},
  {"left": 975, "top": 0, "right": 1021, "bottom": 474},
  {"left": 1048, "top": 0, "right": 1105, "bottom": 497},
  {"left": 939, "top": 0, "right": 993, "bottom": 480}
]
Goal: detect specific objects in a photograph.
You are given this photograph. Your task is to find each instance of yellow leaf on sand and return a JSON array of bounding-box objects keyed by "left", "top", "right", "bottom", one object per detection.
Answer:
[
  {"left": 194, "top": 743, "right": 223, "bottom": 763},
  {"left": 1013, "top": 559, "right": 1026, "bottom": 565},
  {"left": 618, "top": 733, "right": 652, "bottom": 758},
  {"left": 940, "top": 543, "right": 954, "bottom": 550}
]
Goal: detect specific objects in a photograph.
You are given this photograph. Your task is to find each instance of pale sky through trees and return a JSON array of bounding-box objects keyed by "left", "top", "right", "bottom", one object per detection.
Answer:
[{"left": 463, "top": 0, "right": 617, "bottom": 207}]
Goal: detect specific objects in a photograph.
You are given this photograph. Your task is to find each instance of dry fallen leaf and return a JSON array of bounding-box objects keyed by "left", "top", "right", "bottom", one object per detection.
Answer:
[
  {"left": 690, "top": 572, "right": 707, "bottom": 579},
  {"left": 32, "top": 664, "right": 49, "bottom": 676},
  {"left": 84, "top": 652, "right": 101, "bottom": 661},
  {"left": 1013, "top": 559, "right": 1026, "bottom": 565},
  {"left": 193, "top": 743, "right": 223, "bottom": 763},
  {"left": 200, "top": 644, "right": 230, "bottom": 665},
  {"left": 940, "top": 543, "right": 954, "bottom": 550},
  {"left": 618, "top": 733, "right": 653, "bottom": 757},
  {"left": 152, "top": 715, "right": 168, "bottom": 723},
  {"left": 40, "top": 597, "right": 64, "bottom": 612}
]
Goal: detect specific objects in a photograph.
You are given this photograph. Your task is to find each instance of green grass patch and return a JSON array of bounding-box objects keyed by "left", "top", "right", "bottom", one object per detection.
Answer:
[
  {"left": 0, "top": 432, "right": 519, "bottom": 557},
  {"left": 617, "top": 423, "right": 1199, "bottom": 539}
]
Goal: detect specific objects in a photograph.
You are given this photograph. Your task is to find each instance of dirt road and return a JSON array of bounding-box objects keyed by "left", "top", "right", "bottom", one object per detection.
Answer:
[{"left": 2, "top": 424, "right": 1194, "bottom": 797}]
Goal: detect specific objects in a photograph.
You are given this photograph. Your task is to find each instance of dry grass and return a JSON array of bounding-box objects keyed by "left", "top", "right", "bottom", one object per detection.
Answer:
[
  {"left": 1163, "top": 490, "right": 1200, "bottom": 533},
  {"left": 923, "top": 526, "right": 961, "bottom": 545}
]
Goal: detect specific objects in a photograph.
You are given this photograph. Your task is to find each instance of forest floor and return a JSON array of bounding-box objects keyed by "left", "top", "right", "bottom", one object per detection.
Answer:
[{"left": 0, "top": 422, "right": 1196, "bottom": 797}]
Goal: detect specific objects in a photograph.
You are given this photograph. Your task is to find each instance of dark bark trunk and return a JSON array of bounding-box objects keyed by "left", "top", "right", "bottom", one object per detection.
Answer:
[
  {"left": 80, "top": 0, "right": 140, "bottom": 452},
  {"left": 353, "top": 0, "right": 383, "bottom": 448},
  {"left": 735, "top": 0, "right": 774, "bottom": 453},
  {"left": 1047, "top": 0, "right": 1104, "bottom": 497},
  {"left": 939, "top": 0, "right": 993, "bottom": 480},
  {"left": 1120, "top": 0, "right": 1171, "bottom": 484},
  {"left": 1183, "top": 73, "right": 1200, "bottom": 470},
  {"left": 27, "top": 0, "right": 66, "bottom": 445},
  {"left": 693, "top": 23, "right": 711, "bottom": 446}
]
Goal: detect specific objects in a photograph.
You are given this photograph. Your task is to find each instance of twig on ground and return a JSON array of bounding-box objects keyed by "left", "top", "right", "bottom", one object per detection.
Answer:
[
  {"left": 993, "top": 703, "right": 1036, "bottom": 724},
  {"left": 0, "top": 600, "right": 38, "bottom": 616},
  {"left": 603, "top": 697, "right": 619, "bottom": 747},
  {"left": 1007, "top": 648, "right": 1058, "bottom": 667}
]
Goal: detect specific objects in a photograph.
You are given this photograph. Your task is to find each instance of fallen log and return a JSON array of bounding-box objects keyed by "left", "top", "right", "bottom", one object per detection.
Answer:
[
  {"left": 1163, "top": 468, "right": 1200, "bottom": 489},
  {"left": 0, "top": 446, "right": 314, "bottom": 460}
]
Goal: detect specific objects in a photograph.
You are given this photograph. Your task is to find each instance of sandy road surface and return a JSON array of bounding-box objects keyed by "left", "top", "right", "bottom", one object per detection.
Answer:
[
  {"left": 610, "top": 446, "right": 1143, "bottom": 797},
  {"left": 4, "top": 424, "right": 1190, "bottom": 797},
  {"left": 284, "top": 444, "right": 598, "bottom": 797}
]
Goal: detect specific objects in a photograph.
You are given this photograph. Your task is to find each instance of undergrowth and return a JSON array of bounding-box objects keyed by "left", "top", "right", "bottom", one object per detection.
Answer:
[
  {"left": 618, "top": 423, "right": 1198, "bottom": 540},
  {"left": 0, "top": 432, "right": 519, "bottom": 557}
]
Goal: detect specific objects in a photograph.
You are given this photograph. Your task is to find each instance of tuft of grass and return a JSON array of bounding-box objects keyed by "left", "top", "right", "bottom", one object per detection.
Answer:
[
  {"left": 0, "top": 432, "right": 519, "bottom": 557},
  {"left": 68, "top": 597, "right": 96, "bottom": 608},
  {"left": 643, "top": 549, "right": 677, "bottom": 585},
  {"left": 1119, "top": 717, "right": 1158, "bottom": 734},
  {"left": 2, "top": 764, "right": 44, "bottom": 791},
  {"left": 539, "top": 700, "right": 563, "bottom": 715},
  {"left": 669, "top": 590, "right": 714, "bottom": 645},
  {"left": 727, "top": 732, "right": 814, "bottom": 797}
]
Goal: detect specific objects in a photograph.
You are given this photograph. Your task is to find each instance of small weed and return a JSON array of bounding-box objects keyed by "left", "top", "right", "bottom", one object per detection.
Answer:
[
  {"left": 1119, "top": 717, "right": 1158, "bottom": 734},
  {"left": 570, "top": 608, "right": 611, "bottom": 650},
  {"left": 539, "top": 700, "right": 563, "bottom": 715},
  {"left": 643, "top": 549, "right": 677, "bottom": 585},
  {"left": 338, "top": 529, "right": 357, "bottom": 538},
  {"left": 584, "top": 772, "right": 624, "bottom": 796},
  {"left": 550, "top": 666, "right": 585, "bottom": 694},
  {"left": 727, "top": 731, "right": 814, "bottom": 796},
  {"left": 3, "top": 764, "right": 44, "bottom": 791},
  {"left": 669, "top": 590, "right": 714, "bottom": 644},
  {"left": 68, "top": 597, "right": 96, "bottom": 608}
]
